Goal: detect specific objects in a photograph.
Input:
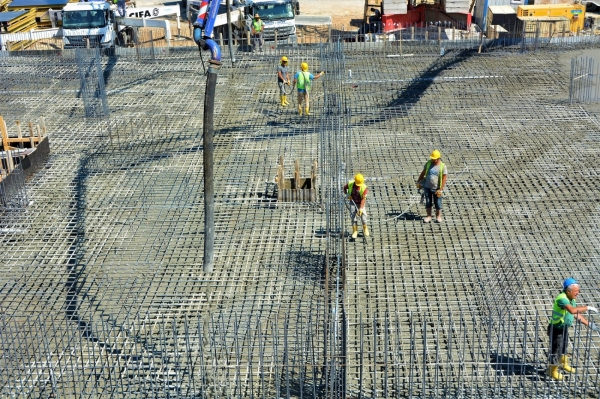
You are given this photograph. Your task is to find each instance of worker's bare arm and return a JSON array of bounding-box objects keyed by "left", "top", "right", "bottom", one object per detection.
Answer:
[
  {"left": 564, "top": 304, "right": 591, "bottom": 315},
  {"left": 441, "top": 174, "right": 447, "bottom": 190}
]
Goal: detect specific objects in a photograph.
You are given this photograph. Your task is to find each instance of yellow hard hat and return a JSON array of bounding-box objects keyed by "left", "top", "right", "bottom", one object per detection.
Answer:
[
  {"left": 301, "top": 62, "right": 309, "bottom": 72},
  {"left": 281, "top": 56, "right": 288, "bottom": 62},
  {"left": 430, "top": 150, "right": 441, "bottom": 160},
  {"left": 354, "top": 173, "right": 364, "bottom": 185}
]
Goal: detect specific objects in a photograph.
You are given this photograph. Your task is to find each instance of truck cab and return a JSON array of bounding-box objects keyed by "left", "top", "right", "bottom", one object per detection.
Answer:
[
  {"left": 188, "top": 0, "right": 298, "bottom": 42},
  {"left": 243, "top": 0, "right": 298, "bottom": 40},
  {"left": 61, "top": 1, "right": 117, "bottom": 48}
]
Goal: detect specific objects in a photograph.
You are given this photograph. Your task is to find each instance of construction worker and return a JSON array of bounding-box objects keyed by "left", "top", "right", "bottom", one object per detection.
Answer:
[
  {"left": 115, "top": 0, "right": 126, "bottom": 17},
  {"left": 277, "top": 56, "right": 290, "bottom": 107},
  {"left": 547, "top": 277, "right": 599, "bottom": 381},
  {"left": 416, "top": 150, "right": 447, "bottom": 223},
  {"left": 292, "top": 62, "right": 324, "bottom": 116},
  {"left": 251, "top": 14, "right": 264, "bottom": 53},
  {"left": 343, "top": 173, "right": 369, "bottom": 239}
]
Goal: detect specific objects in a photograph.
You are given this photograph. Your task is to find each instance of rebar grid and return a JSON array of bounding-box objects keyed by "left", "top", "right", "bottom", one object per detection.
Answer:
[{"left": 0, "top": 42, "right": 600, "bottom": 398}]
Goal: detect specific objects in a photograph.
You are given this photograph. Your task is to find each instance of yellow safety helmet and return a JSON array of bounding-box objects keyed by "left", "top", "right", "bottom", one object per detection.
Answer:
[
  {"left": 354, "top": 173, "right": 364, "bottom": 185},
  {"left": 281, "top": 56, "right": 288, "bottom": 63},
  {"left": 301, "top": 62, "right": 309, "bottom": 72},
  {"left": 430, "top": 150, "right": 441, "bottom": 160}
]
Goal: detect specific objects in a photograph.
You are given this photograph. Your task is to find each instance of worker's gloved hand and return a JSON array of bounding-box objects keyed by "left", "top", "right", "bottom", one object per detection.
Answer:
[
  {"left": 435, "top": 189, "right": 443, "bottom": 198},
  {"left": 416, "top": 181, "right": 422, "bottom": 189},
  {"left": 320, "top": 71, "right": 325, "bottom": 76},
  {"left": 590, "top": 322, "right": 600, "bottom": 332},
  {"left": 358, "top": 208, "right": 364, "bottom": 216},
  {"left": 588, "top": 306, "right": 599, "bottom": 313}
]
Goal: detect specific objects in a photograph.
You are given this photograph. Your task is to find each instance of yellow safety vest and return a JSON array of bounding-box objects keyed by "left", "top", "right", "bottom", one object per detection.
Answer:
[{"left": 347, "top": 180, "right": 367, "bottom": 200}]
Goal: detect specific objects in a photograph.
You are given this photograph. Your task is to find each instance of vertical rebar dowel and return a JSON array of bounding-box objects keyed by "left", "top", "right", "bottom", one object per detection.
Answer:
[
  {"left": 359, "top": 314, "right": 364, "bottom": 399},
  {"left": 202, "top": 64, "right": 218, "bottom": 273},
  {"left": 384, "top": 315, "right": 389, "bottom": 398}
]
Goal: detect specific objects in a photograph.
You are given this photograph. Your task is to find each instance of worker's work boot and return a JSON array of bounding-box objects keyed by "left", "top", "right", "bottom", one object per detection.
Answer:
[
  {"left": 351, "top": 226, "right": 358, "bottom": 239},
  {"left": 560, "top": 355, "right": 576, "bottom": 373},
  {"left": 280, "top": 95, "right": 287, "bottom": 107},
  {"left": 305, "top": 107, "right": 311, "bottom": 116},
  {"left": 423, "top": 207, "right": 432, "bottom": 223},
  {"left": 298, "top": 106, "right": 303, "bottom": 116},
  {"left": 283, "top": 95, "right": 289, "bottom": 105},
  {"left": 363, "top": 224, "right": 369, "bottom": 237},
  {"left": 548, "top": 365, "right": 564, "bottom": 381}
]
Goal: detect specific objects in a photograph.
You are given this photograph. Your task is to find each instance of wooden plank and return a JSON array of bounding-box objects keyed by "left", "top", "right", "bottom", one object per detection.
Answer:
[{"left": 0, "top": 115, "right": 9, "bottom": 151}]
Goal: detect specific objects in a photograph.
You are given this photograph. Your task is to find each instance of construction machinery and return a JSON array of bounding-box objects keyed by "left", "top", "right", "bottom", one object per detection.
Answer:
[
  {"left": 188, "top": 0, "right": 299, "bottom": 43},
  {"left": 58, "top": 2, "right": 179, "bottom": 48}
]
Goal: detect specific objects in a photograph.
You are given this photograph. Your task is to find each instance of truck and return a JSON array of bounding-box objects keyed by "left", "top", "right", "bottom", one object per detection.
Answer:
[
  {"left": 188, "top": 0, "right": 299, "bottom": 43},
  {"left": 58, "top": 2, "right": 179, "bottom": 49}
]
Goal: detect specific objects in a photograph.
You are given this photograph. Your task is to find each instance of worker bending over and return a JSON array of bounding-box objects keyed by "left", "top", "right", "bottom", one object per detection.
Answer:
[
  {"left": 548, "top": 277, "right": 599, "bottom": 381},
  {"left": 416, "top": 150, "right": 447, "bottom": 223},
  {"left": 292, "top": 62, "right": 323, "bottom": 116},
  {"left": 343, "top": 174, "right": 369, "bottom": 239},
  {"left": 277, "top": 56, "right": 291, "bottom": 107}
]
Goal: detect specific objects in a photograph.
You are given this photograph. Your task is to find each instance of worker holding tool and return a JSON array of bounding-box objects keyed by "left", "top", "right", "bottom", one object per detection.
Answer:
[
  {"left": 277, "top": 56, "right": 291, "bottom": 107},
  {"left": 343, "top": 173, "right": 369, "bottom": 239},
  {"left": 416, "top": 150, "right": 447, "bottom": 223},
  {"left": 547, "top": 277, "right": 599, "bottom": 381},
  {"left": 292, "top": 62, "right": 324, "bottom": 116},
  {"left": 251, "top": 13, "right": 265, "bottom": 53}
]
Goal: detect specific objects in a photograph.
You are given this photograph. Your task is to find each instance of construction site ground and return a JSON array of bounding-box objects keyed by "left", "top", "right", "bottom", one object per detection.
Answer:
[{"left": 1, "top": 38, "right": 600, "bottom": 397}]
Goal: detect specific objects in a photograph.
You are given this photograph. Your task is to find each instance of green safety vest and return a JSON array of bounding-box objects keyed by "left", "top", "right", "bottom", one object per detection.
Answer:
[
  {"left": 252, "top": 19, "right": 263, "bottom": 32},
  {"left": 424, "top": 160, "right": 445, "bottom": 188},
  {"left": 347, "top": 180, "right": 367, "bottom": 200},
  {"left": 297, "top": 72, "right": 311, "bottom": 91},
  {"left": 551, "top": 292, "right": 574, "bottom": 326}
]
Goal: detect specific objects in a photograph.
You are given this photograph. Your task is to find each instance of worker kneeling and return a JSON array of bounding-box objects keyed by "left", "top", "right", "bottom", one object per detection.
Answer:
[
  {"left": 547, "top": 278, "right": 599, "bottom": 381},
  {"left": 343, "top": 173, "right": 369, "bottom": 239}
]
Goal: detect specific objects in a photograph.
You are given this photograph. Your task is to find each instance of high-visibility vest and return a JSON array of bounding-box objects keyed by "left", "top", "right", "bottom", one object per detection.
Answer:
[
  {"left": 297, "top": 72, "right": 311, "bottom": 91},
  {"left": 252, "top": 19, "right": 263, "bottom": 32},
  {"left": 551, "top": 292, "right": 574, "bottom": 326},
  {"left": 347, "top": 180, "right": 367, "bottom": 200},
  {"left": 424, "top": 160, "right": 445, "bottom": 188}
]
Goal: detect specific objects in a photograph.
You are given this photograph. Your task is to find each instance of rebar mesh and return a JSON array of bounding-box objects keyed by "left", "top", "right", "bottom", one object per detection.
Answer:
[{"left": 0, "top": 38, "right": 600, "bottom": 398}]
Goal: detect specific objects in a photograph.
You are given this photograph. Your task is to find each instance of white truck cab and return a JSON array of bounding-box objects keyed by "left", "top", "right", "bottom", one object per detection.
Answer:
[
  {"left": 188, "top": 0, "right": 299, "bottom": 42},
  {"left": 61, "top": 1, "right": 117, "bottom": 49}
]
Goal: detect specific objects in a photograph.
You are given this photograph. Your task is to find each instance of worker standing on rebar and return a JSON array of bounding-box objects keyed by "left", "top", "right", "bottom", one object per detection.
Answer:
[
  {"left": 416, "top": 150, "right": 447, "bottom": 223},
  {"left": 547, "top": 277, "right": 599, "bottom": 381},
  {"left": 292, "top": 62, "right": 323, "bottom": 116},
  {"left": 343, "top": 174, "right": 369, "bottom": 239},
  {"left": 251, "top": 14, "right": 264, "bottom": 53},
  {"left": 278, "top": 56, "right": 290, "bottom": 107}
]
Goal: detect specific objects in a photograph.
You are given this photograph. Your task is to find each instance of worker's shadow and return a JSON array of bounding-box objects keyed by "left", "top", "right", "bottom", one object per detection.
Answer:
[
  {"left": 490, "top": 352, "right": 543, "bottom": 380},
  {"left": 386, "top": 210, "right": 421, "bottom": 221}
]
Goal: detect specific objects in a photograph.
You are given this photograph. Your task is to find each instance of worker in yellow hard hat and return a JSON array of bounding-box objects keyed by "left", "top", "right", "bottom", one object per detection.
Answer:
[
  {"left": 343, "top": 173, "right": 369, "bottom": 239},
  {"left": 416, "top": 150, "right": 447, "bottom": 223},
  {"left": 251, "top": 13, "right": 265, "bottom": 53},
  {"left": 277, "top": 56, "right": 291, "bottom": 107},
  {"left": 292, "top": 62, "right": 324, "bottom": 116}
]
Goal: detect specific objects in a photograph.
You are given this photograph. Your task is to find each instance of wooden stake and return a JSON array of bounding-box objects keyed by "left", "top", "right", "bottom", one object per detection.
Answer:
[
  {"left": 16, "top": 120, "right": 23, "bottom": 148},
  {"left": 40, "top": 115, "right": 47, "bottom": 137},
  {"left": 0, "top": 116, "right": 9, "bottom": 151},
  {"left": 28, "top": 121, "right": 35, "bottom": 148},
  {"left": 294, "top": 159, "right": 300, "bottom": 190}
]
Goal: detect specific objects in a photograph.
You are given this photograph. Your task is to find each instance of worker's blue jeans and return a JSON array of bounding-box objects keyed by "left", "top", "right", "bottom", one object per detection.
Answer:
[{"left": 424, "top": 187, "right": 442, "bottom": 210}]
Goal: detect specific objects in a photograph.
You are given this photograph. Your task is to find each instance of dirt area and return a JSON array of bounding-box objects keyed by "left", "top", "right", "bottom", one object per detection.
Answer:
[{"left": 300, "top": 0, "right": 365, "bottom": 27}]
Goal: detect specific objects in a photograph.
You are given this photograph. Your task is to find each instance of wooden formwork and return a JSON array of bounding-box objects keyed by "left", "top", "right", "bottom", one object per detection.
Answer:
[
  {"left": 275, "top": 156, "right": 318, "bottom": 202},
  {"left": 0, "top": 115, "right": 49, "bottom": 182}
]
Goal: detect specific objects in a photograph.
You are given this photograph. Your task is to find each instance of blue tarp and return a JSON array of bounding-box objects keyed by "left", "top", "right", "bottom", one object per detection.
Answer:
[
  {"left": 7, "top": 0, "right": 69, "bottom": 8},
  {"left": 0, "top": 10, "right": 28, "bottom": 22}
]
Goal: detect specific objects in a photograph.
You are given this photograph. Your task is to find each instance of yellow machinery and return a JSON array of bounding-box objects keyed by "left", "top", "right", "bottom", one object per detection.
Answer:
[{"left": 517, "top": 4, "right": 585, "bottom": 32}]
